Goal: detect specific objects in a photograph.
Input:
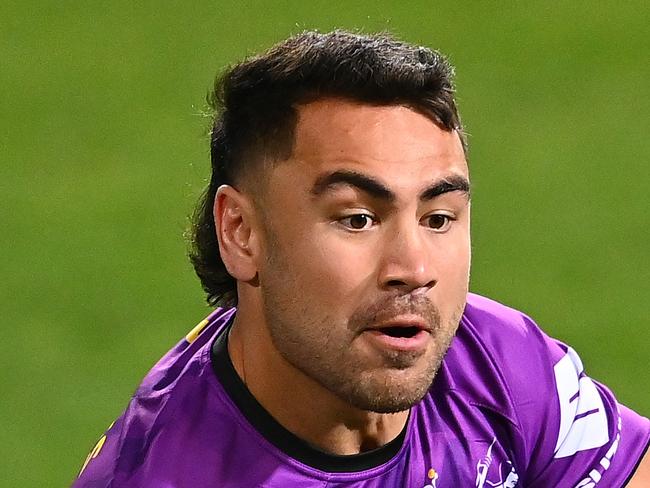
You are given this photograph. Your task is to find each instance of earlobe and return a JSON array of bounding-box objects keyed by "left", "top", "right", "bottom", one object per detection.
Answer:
[{"left": 213, "top": 185, "right": 259, "bottom": 282}]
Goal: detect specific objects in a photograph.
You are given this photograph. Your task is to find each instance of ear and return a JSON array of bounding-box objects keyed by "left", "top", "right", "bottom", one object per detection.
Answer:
[{"left": 213, "top": 185, "right": 260, "bottom": 282}]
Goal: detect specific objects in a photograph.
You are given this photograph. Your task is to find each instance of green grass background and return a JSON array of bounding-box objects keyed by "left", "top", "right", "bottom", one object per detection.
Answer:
[{"left": 2, "top": 2, "right": 648, "bottom": 486}]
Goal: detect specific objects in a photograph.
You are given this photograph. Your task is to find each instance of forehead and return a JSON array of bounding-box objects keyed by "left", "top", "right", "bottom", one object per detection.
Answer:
[{"left": 284, "top": 99, "right": 468, "bottom": 192}]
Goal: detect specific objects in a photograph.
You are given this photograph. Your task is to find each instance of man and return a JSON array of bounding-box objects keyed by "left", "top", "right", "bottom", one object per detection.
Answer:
[{"left": 74, "top": 30, "right": 649, "bottom": 487}]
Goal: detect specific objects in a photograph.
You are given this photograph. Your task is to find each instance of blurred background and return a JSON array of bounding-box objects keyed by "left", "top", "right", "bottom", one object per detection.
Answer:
[{"left": 1, "top": 1, "right": 648, "bottom": 485}]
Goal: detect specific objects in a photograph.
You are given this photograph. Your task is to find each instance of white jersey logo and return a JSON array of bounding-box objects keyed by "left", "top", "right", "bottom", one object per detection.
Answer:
[
  {"left": 553, "top": 347, "right": 609, "bottom": 458},
  {"left": 475, "top": 438, "right": 519, "bottom": 488}
]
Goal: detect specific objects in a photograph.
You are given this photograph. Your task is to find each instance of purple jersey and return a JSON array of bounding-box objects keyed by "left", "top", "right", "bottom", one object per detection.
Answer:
[{"left": 73, "top": 294, "right": 649, "bottom": 487}]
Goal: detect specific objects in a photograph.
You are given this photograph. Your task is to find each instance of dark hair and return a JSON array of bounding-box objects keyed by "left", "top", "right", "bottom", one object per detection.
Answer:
[{"left": 189, "top": 29, "right": 466, "bottom": 307}]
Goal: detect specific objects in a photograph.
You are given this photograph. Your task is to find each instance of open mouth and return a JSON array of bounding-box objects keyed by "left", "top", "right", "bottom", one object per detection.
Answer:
[
  {"left": 377, "top": 326, "right": 421, "bottom": 338},
  {"left": 363, "top": 316, "right": 430, "bottom": 352}
]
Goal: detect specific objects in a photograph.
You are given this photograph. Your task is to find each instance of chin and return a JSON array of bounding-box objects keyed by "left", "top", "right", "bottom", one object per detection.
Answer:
[
  {"left": 351, "top": 387, "right": 430, "bottom": 414},
  {"left": 339, "top": 367, "right": 437, "bottom": 414}
]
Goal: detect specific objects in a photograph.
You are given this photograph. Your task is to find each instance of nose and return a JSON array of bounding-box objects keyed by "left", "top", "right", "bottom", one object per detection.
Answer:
[{"left": 378, "top": 223, "right": 437, "bottom": 293}]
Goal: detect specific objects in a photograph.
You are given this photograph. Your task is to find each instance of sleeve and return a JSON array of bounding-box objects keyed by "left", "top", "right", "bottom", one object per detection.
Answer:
[
  {"left": 71, "top": 416, "right": 123, "bottom": 488},
  {"left": 514, "top": 317, "right": 650, "bottom": 488}
]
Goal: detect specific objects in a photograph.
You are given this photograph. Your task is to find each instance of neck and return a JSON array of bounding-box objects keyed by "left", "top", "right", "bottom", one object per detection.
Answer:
[{"left": 227, "top": 310, "right": 409, "bottom": 455}]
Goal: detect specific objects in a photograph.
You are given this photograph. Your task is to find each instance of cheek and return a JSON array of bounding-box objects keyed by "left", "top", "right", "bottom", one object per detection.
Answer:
[
  {"left": 266, "top": 220, "right": 377, "bottom": 309},
  {"left": 451, "top": 234, "right": 471, "bottom": 273},
  {"left": 435, "top": 231, "right": 471, "bottom": 289},
  {"left": 297, "top": 233, "right": 376, "bottom": 292}
]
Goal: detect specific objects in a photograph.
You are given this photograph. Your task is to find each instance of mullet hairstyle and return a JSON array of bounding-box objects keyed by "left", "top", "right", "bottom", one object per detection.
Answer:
[{"left": 190, "top": 29, "right": 467, "bottom": 307}]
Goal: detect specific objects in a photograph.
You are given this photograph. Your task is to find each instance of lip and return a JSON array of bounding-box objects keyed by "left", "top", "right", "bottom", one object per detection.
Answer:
[
  {"left": 362, "top": 316, "right": 431, "bottom": 352},
  {"left": 368, "top": 315, "right": 430, "bottom": 333},
  {"left": 362, "top": 329, "right": 430, "bottom": 352}
]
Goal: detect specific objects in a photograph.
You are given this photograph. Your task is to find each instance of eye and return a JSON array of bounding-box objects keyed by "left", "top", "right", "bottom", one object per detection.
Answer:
[
  {"left": 423, "top": 213, "right": 454, "bottom": 231},
  {"left": 339, "top": 213, "right": 375, "bottom": 231}
]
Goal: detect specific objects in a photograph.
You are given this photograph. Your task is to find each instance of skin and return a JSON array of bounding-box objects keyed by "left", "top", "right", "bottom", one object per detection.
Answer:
[
  {"left": 212, "top": 97, "right": 650, "bottom": 483},
  {"left": 214, "top": 99, "right": 471, "bottom": 454},
  {"left": 629, "top": 451, "right": 650, "bottom": 486}
]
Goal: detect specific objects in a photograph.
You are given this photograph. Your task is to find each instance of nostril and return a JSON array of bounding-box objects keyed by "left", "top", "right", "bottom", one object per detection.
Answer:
[
  {"left": 384, "top": 279, "right": 436, "bottom": 290},
  {"left": 386, "top": 279, "right": 407, "bottom": 287}
]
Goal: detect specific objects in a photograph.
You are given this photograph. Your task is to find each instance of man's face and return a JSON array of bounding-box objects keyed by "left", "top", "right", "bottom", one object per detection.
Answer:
[{"left": 254, "top": 99, "right": 470, "bottom": 413}]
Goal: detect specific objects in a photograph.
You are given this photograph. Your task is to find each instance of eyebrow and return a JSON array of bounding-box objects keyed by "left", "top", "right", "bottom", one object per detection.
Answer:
[
  {"left": 310, "top": 169, "right": 470, "bottom": 203},
  {"left": 420, "top": 175, "right": 471, "bottom": 201}
]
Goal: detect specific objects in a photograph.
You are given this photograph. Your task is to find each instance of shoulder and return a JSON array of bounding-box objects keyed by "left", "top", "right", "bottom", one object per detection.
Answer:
[
  {"left": 461, "top": 292, "right": 556, "bottom": 358},
  {"left": 436, "top": 293, "right": 650, "bottom": 486},
  {"left": 444, "top": 293, "right": 561, "bottom": 415},
  {"left": 73, "top": 308, "right": 236, "bottom": 487},
  {"left": 134, "top": 307, "right": 235, "bottom": 397}
]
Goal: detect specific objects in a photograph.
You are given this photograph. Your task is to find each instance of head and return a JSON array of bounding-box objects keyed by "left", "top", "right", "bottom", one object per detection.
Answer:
[{"left": 190, "top": 30, "right": 471, "bottom": 413}]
